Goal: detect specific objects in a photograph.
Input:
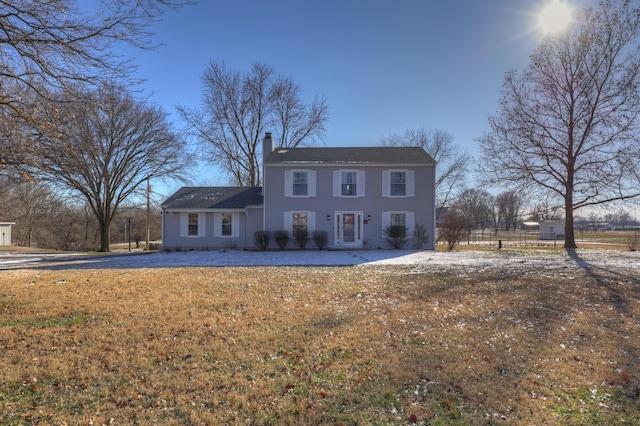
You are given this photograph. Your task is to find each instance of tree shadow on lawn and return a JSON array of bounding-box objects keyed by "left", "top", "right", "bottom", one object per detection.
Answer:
[{"left": 566, "top": 248, "right": 640, "bottom": 314}]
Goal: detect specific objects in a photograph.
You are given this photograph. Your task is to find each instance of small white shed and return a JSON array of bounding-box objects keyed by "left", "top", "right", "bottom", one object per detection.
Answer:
[
  {"left": 0, "top": 216, "right": 15, "bottom": 246},
  {"left": 539, "top": 220, "right": 565, "bottom": 240}
]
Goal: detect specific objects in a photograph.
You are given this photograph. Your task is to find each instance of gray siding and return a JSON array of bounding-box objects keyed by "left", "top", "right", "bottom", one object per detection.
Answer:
[
  {"left": 264, "top": 164, "right": 436, "bottom": 250},
  {"left": 161, "top": 207, "right": 263, "bottom": 250}
]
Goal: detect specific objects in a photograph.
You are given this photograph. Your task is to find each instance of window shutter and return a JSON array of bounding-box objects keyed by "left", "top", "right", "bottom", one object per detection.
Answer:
[
  {"left": 333, "top": 171, "right": 340, "bottom": 196},
  {"left": 213, "top": 213, "right": 221, "bottom": 237},
  {"left": 407, "top": 170, "right": 415, "bottom": 197},
  {"left": 232, "top": 212, "right": 240, "bottom": 237},
  {"left": 381, "top": 211, "right": 390, "bottom": 238},
  {"left": 284, "top": 170, "right": 292, "bottom": 197},
  {"left": 406, "top": 211, "right": 415, "bottom": 235},
  {"left": 308, "top": 212, "right": 316, "bottom": 233},
  {"left": 198, "top": 213, "right": 206, "bottom": 237},
  {"left": 382, "top": 170, "right": 390, "bottom": 197},
  {"left": 180, "top": 213, "right": 188, "bottom": 237},
  {"left": 284, "top": 212, "right": 292, "bottom": 233},
  {"left": 357, "top": 170, "right": 366, "bottom": 197},
  {"left": 309, "top": 171, "right": 316, "bottom": 197}
]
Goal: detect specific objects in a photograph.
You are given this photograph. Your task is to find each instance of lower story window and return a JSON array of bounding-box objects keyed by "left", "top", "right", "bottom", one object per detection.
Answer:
[
  {"left": 188, "top": 213, "right": 199, "bottom": 236},
  {"left": 221, "top": 213, "right": 232, "bottom": 236},
  {"left": 390, "top": 213, "right": 406, "bottom": 227},
  {"left": 292, "top": 212, "right": 308, "bottom": 235}
]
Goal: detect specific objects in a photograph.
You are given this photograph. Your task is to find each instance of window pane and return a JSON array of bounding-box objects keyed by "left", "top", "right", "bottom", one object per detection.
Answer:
[
  {"left": 341, "top": 172, "right": 356, "bottom": 196},
  {"left": 292, "top": 212, "right": 308, "bottom": 234},
  {"left": 188, "top": 213, "right": 198, "bottom": 236},
  {"left": 293, "top": 172, "right": 308, "bottom": 196},
  {"left": 221, "top": 213, "right": 232, "bottom": 236},
  {"left": 390, "top": 213, "right": 406, "bottom": 227},
  {"left": 390, "top": 171, "right": 406, "bottom": 196}
]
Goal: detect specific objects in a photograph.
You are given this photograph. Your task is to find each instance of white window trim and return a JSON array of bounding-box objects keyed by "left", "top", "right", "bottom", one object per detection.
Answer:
[
  {"left": 180, "top": 212, "right": 206, "bottom": 238},
  {"left": 382, "top": 170, "right": 415, "bottom": 198},
  {"left": 213, "top": 212, "right": 239, "bottom": 238},
  {"left": 333, "top": 170, "right": 365, "bottom": 197},
  {"left": 381, "top": 211, "right": 415, "bottom": 238},
  {"left": 284, "top": 211, "right": 316, "bottom": 234},
  {"left": 284, "top": 170, "right": 316, "bottom": 197}
]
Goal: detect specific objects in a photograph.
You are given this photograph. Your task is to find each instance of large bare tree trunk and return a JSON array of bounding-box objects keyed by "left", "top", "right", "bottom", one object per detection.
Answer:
[
  {"left": 99, "top": 221, "right": 111, "bottom": 253},
  {"left": 564, "top": 194, "right": 576, "bottom": 249}
]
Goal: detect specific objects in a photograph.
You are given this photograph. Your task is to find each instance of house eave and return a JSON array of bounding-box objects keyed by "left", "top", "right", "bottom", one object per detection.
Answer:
[{"left": 265, "top": 161, "right": 435, "bottom": 167}]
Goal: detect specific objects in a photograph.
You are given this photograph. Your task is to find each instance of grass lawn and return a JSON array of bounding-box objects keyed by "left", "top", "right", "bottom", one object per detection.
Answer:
[{"left": 1, "top": 258, "right": 639, "bottom": 425}]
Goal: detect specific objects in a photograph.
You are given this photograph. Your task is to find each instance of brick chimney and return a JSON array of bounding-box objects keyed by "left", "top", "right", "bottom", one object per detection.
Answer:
[{"left": 262, "top": 132, "right": 274, "bottom": 164}]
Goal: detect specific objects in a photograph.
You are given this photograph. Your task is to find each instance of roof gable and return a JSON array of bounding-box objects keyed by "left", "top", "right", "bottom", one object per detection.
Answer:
[
  {"left": 265, "top": 146, "right": 436, "bottom": 165},
  {"left": 161, "top": 187, "right": 263, "bottom": 210}
]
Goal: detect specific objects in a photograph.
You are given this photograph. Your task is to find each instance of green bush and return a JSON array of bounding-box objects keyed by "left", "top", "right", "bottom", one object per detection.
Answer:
[{"left": 384, "top": 225, "right": 408, "bottom": 249}]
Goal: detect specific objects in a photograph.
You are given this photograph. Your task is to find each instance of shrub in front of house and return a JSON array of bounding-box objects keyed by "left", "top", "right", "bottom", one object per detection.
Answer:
[
  {"left": 312, "top": 230, "right": 328, "bottom": 250},
  {"left": 253, "top": 231, "right": 270, "bottom": 250},
  {"left": 412, "top": 223, "right": 430, "bottom": 249},
  {"left": 274, "top": 230, "right": 290, "bottom": 250},
  {"left": 384, "top": 225, "right": 408, "bottom": 249},
  {"left": 293, "top": 229, "right": 309, "bottom": 249}
]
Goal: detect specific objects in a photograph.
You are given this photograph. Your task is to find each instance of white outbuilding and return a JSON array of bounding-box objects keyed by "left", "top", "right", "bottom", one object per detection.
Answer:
[
  {"left": 0, "top": 216, "right": 15, "bottom": 246},
  {"left": 539, "top": 220, "right": 565, "bottom": 240}
]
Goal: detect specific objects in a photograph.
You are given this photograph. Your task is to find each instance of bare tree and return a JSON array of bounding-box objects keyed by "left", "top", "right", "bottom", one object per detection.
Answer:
[
  {"left": 178, "top": 61, "right": 329, "bottom": 187},
  {"left": 478, "top": 0, "right": 640, "bottom": 249},
  {"left": 378, "top": 128, "right": 470, "bottom": 218},
  {"left": 0, "top": 0, "right": 189, "bottom": 130},
  {"left": 529, "top": 199, "right": 563, "bottom": 222},
  {"left": 453, "top": 188, "right": 493, "bottom": 236},
  {"left": 0, "top": 176, "right": 99, "bottom": 249},
  {"left": 27, "top": 84, "right": 191, "bottom": 251},
  {"left": 438, "top": 212, "right": 469, "bottom": 251},
  {"left": 495, "top": 190, "right": 524, "bottom": 231},
  {"left": 0, "top": 177, "right": 59, "bottom": 247}
]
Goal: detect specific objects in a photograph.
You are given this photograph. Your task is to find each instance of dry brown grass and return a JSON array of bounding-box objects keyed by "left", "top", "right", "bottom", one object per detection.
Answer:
[{"left": 1, "top": 262, "right": 639, "bottom": 425}]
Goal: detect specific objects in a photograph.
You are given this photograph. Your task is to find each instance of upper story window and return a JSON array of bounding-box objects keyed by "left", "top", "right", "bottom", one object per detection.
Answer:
[
  {"left": 293, "top": 171, "right": 308, "bottom": 196},
  {"left": 390, "top": 172, "right": 406, "bottom": 196},
  {"left": 333, "top": 170, "right": 365, "bottom": 197},
  {"left": 342, "top": 171, "right": 357, "bottom": 196},
  {"left": 285, "top": 170, "right": 316, "bottom": 197},
  {"left": 382, "top": 170, "right": 415, "bottom": 197},
  {"left": 188, "top": 213, "right": 199, "bottom": 236}
]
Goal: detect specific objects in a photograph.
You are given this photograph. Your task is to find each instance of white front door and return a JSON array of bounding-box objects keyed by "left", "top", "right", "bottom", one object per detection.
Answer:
[{"left": 335, "top": 211, "right": 363, "bottom": 247}]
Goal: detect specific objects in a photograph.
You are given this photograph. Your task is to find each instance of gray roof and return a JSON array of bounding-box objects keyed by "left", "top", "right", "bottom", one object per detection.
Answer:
[
  {"left": 161, "top": 187, "right": 263, "bottom": 210},
  {"left": 265, "top": 146, "right": 436, "bottom": 165}
]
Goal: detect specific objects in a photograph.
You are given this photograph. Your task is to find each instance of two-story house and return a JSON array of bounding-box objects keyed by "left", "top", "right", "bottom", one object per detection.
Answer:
[{"left": 161, "top": 133, "right": 436, "bottom": 250}]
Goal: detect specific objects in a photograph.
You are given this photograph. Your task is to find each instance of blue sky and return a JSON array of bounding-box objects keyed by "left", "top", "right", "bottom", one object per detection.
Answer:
[{"left": 117, "top": 0, "right": 590, "bottom": 196}]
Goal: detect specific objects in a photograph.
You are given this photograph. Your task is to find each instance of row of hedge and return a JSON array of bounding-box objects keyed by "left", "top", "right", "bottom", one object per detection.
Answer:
[
  {"left": 253, "top": 230, "right": 328, "bottom": 250},
  {"left": 254, "top": 224, "right": 430, "bottom": 250}
]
